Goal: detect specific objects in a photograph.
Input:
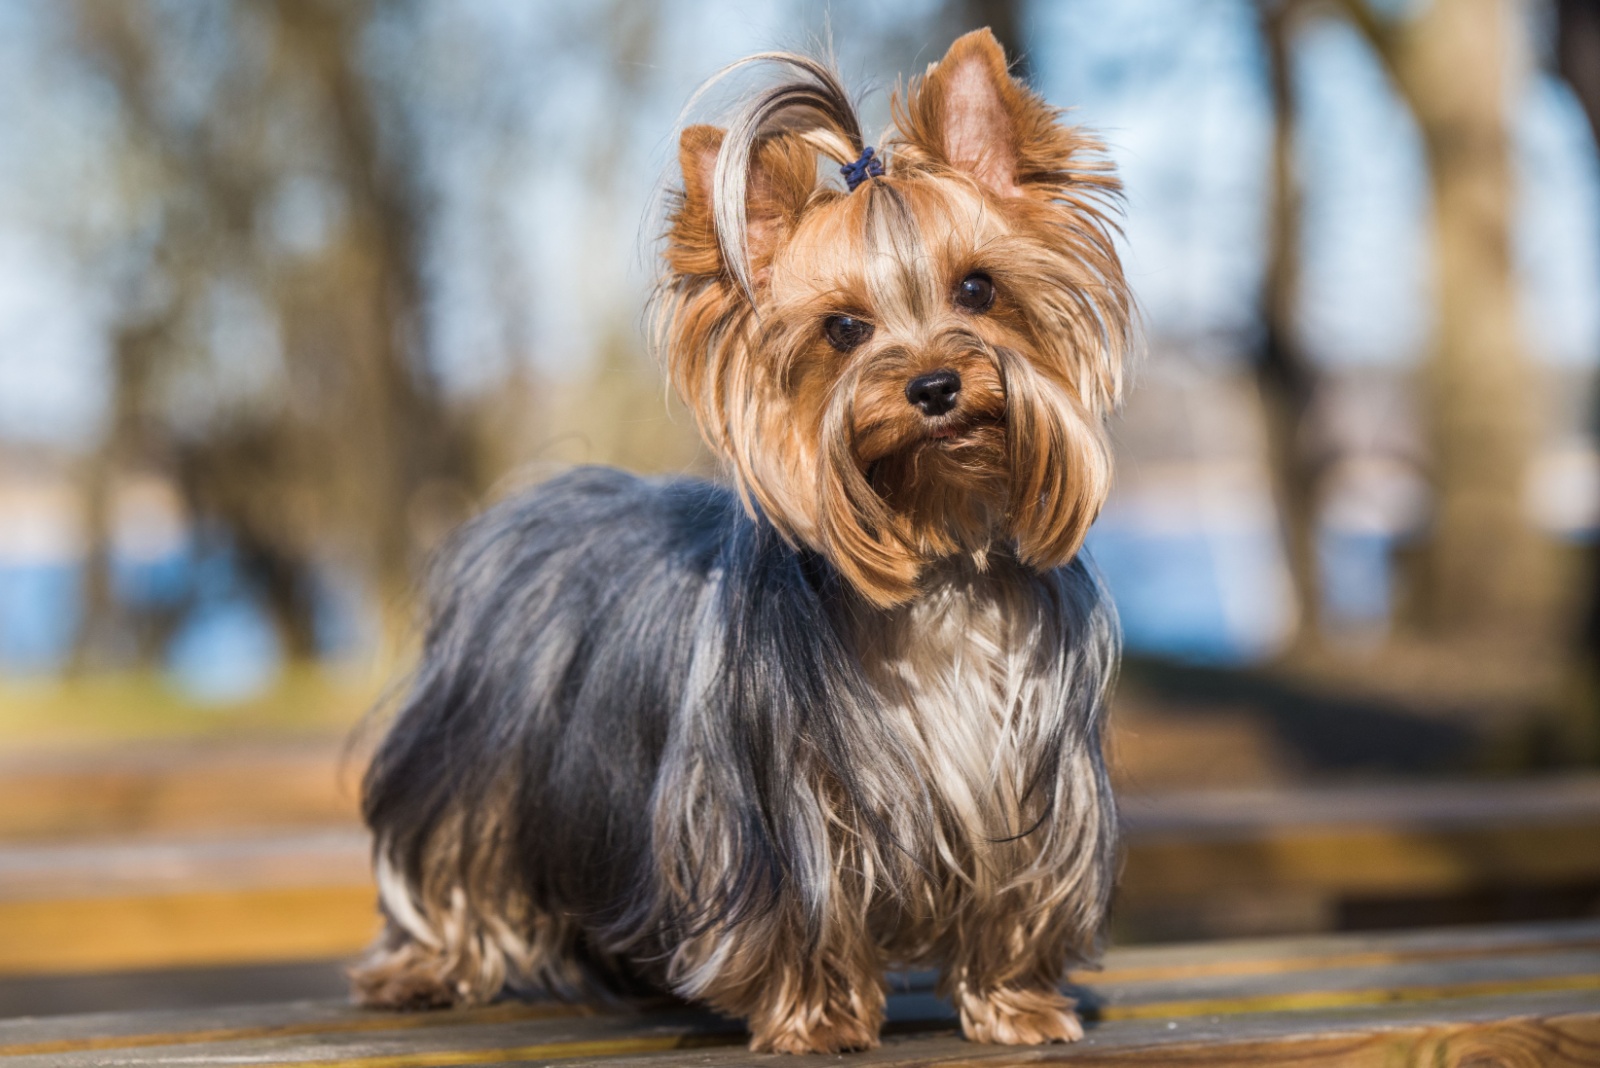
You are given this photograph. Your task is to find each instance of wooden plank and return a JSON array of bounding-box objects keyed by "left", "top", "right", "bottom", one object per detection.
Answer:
[
  {"left": 7, "top": 760, "right": 1596, "bottom": 851},
  {"left": 0, "top": 830, "right": 369, "bottom": 901},
  {"left": 0, "top": 886, "right": 378, "bottom": 976},
  {"left": 575, "top": 994, "right": 1600, "bottom": 1068},
  {"left": 1119, "top": 776, "right": 1600, "bottom": 834},
  {"left": 1091, "top": 918, "right": 1600, "bottom": 983},
  {"left": 2, "top": 921, "right": 1597, "bottom": 1065},
  {"left": 3, "top": 774, "right": 1598, "bottom": 977},
  {"left": 1, "top": 825, "right": 1597, "bottom": 981},
  {"left": 14, "top": 922, "right": 1594, "bottom": 1047},
  {"left": 0, "top": 998, "right": 598, "bottom": 1054},
  {"left": 0, "top": 742, "right": 356, "bottom": 842},
  {"left": 0, "top": 959, "right": 349, "bottom": 1019},
  {"left": 0, "top": 1003, "right": 744, "bottom": 1067},
  {"left": 1083, "top": 948, "right": 1600, "bottom": 1018},
  {"left": 1117, "top": 778, "right": 1600, "bottom": 916},
  {"left": 1119, "top": 823, "right": 1600, "bottom": 902},
  {"left": 5, "top": 989, "right": 1597, "bottom": 1066},
  {"left": 0, "top": 1001, "right": 615, "bottom": 1061}
]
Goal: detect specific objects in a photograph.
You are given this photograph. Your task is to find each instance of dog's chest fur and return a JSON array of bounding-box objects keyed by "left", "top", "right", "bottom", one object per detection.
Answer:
[{"left": 847, "top": 560, "right": 1052, "bottom": 903}]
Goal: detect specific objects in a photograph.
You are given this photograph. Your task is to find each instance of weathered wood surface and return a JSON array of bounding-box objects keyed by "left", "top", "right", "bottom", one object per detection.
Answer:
[
  {"left": 0, "top": 960, "right": 350, "bottom": 1020},
  {"left": 0, "top": 743, "right": 360, "bottom": 842},
  {"left": 7, "top": 776, "right": 1600, "bottom": 977},
  {"left": 1, "top": 921, "right": 1597, "bottom": 1066},
  {"left": 1118, "top": 777, "right": 1600, "bottom": 905},
  {"left": 0, "top": 885, "right": 377, "bottom": 976}
]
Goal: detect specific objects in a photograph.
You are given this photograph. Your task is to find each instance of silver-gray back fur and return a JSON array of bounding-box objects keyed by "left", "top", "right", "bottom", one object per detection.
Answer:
[{"left": 360, "top": 468, "right": 1118, "bottom": 1008}]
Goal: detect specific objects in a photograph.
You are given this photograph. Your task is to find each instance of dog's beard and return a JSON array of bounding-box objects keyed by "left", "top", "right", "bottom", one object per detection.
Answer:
[
  {"left": 810, "top": 348, "right": 1112, "bottom": 608},
  {"left": 866, "top": 420, "right": 1010, "bottom": 566}
]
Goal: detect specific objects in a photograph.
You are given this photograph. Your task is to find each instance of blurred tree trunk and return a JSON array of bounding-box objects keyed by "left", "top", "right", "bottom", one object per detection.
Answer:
[
  {"left": 74, "top": 0, "right": 477, "bottom": 666},
  {"left": 70, "top": 319, "right": 164, "bottom": 671},
  {"left": 1339, "top": 0, "right": 1556, "bottom": 648},
  {"left": 73, "top": 1, "right": 317, "bottom": 663},
  {"left": 1257, "top": 0, "right": 1323, "bottom": 650},
  {"left": 1557, "top": 0, "right": 1600, "bottom": 757},
  {"left": 272, "top": 0, "right": 475, "bottom": 632},
  {"left": 1558, "top": 1, "right": 1600, "bottom": 142}
]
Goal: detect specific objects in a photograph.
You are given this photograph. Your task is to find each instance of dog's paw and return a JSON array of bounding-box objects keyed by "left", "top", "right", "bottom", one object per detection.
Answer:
[
  {"left": 348, "top": 939, "right": 466, "bottom": 1011},
  {"left": 957, "top": 985, "right": 1083, "bottom": 1045},
  {"left": 748, "top": 995, "right": 883, "bottom": 1054},
  {"left": 750, "top": 1020, "right": 881, "bottom": 1055},
  {"left": 350, "top": 965, "right": 460, "bottom": 1011}
]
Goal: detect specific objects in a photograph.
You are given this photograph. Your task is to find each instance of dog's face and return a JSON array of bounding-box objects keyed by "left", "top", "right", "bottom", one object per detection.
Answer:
[{"left": 660, "top": 31, "right": 1131, "bottom": 606}]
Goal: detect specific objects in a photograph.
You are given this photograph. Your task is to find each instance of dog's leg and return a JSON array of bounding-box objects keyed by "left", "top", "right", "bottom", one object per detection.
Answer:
[
  {"left": 949, "top": 976, "right": 1083, "bottom": 1045},
  {"left": 938, "top": 903, "right": 1085, "bottom": 1045},
  {"left": 350, "top": 918, "right": 473, "bottom": 1010},
  {"left": 744, "top": 950, "right": 887, "bottom": 1054},
  {"left": 350, "top": 857, "right": 552, "bottom": 1009},
  {"left": 675, "top": 913, "right": 885, "bottom": 1054}
]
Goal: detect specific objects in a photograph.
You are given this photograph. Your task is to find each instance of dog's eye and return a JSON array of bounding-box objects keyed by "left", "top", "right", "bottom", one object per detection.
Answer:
[
  {"left": 824, "top": 315, "right": 874, "bottom": 352},
  {"left": 955, "top": 273, "right": 995, "bottom": 312}
]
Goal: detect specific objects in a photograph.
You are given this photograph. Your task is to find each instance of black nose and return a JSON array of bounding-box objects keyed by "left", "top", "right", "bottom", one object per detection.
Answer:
[{"left": 905, "top": 370, "right": 961, "bottom": 416}]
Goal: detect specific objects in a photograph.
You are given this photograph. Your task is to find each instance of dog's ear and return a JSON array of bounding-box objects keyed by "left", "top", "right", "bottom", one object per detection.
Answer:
[
  {"left": 669, "top": 124, "right": 817, "bottom": 289},
  {"left": 895, "top": 28, "right": 1076, "bottom": 200},
  {"left": 668, "top": 125, "right": 727, "bottom": 279}
]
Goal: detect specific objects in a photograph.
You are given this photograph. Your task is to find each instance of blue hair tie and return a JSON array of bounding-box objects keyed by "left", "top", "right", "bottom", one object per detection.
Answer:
[{"left": 841, "top": 145, "right": 884, "bottom": 191}]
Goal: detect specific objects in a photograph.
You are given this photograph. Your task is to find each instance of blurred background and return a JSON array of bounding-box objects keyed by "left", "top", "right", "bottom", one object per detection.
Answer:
[{"left": 1, "top": 0, "right": 1598, "bottom": 1021}]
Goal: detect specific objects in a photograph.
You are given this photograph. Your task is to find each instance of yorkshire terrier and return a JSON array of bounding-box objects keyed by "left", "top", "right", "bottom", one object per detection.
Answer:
[{"left": 352, "top": 29, "right": 1131, "bottom": 1054}]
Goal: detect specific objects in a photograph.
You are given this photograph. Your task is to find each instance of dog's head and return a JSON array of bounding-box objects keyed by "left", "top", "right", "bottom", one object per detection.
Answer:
[{"left": 657, "top": 30, "right": 1131, "bottom": 607}]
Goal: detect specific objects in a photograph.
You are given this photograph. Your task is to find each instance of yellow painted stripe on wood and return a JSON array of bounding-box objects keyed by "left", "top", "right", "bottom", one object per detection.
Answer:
[
  {"left": 1089, "top": 935, "right": 1600, "bottom": 985},
  {"left": 1096, "top": 972, "right": 1600, "bottom": 1021},
  {"left": 0, "top": 886, "right": 378, "bottom": 976}
]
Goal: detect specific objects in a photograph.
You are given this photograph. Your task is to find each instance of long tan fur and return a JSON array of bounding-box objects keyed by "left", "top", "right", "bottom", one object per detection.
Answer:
[{"left": 654, "top": 29, "right": 1130, "bottom": 607}]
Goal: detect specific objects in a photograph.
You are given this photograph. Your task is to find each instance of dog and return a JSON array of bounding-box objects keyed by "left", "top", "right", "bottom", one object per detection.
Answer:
[{"left": 351, "top": 28, "right": 1132, "bottom": 1054}]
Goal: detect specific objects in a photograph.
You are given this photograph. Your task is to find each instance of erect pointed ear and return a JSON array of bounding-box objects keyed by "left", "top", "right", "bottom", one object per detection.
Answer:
[
  {"left": 896, "top": 28, "right": 1078, "bottom": 200},
  {"left": 668, "top": 124, "right": 726, "bottom": 278},
  {"left": 667, "top": 124, "right": 818, "bottom": 290}
]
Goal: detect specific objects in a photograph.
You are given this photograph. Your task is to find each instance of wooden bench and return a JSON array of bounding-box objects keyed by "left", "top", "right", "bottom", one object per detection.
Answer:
[
  {"left": 5, "top": 774, "right": 1599, "bottom": 982},
  {"left": 1116, "top": 777, "right": 1600, "bottom": 940},
  {"left": 0, "top": 920, "right": 1596, "bottom": 1066},
  {"left": 3, "top": 747, "right": 1599, "bottom": 1063}
]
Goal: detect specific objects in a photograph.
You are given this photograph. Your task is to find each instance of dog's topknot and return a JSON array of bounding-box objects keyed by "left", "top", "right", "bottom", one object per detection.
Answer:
[{"left": 679, "top": 49, "right": 868, "bottom": 301}]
